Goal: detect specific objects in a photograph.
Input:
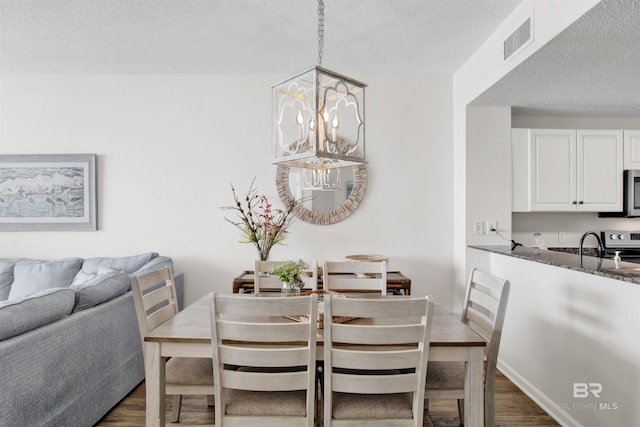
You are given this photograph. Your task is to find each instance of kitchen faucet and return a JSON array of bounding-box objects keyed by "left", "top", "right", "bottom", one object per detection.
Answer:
[{"left": 579, "top": 231, "right": 604, "bottom": 267}]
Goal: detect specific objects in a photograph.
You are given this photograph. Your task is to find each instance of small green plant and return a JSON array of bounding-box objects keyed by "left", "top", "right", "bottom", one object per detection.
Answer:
[{"left": 270, "top": 259, "right": 309, "bottom": 286}]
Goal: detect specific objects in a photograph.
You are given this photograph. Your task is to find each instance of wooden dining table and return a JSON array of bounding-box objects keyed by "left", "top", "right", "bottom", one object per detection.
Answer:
[{"left": 143, "top": 294, "right": 487, "bottom": 427}]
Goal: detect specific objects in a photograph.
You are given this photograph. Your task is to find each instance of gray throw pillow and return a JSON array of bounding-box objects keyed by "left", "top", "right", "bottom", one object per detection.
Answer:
[
  {"left": 70, "top": 271, "right": 130, "bottom": 312},
  {"left": 0, "top": 287, "right": 75, "bottom": 341},
  {"left": 82, "top": 252, "right": 158, "bottom": 274},
  {"left": 0, "top": 259, "right": 20, "bottom": 301},
  {"left": 8, "top": 258, "right": 83, "bottom": 300}
]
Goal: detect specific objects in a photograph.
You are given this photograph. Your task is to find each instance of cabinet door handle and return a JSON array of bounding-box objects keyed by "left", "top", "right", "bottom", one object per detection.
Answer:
[
  {"left": 572, "top": 201, "right": 578, "bottom": 205},
  {"left": 579, "top": 201, "right": 584, "bottom": 205}
]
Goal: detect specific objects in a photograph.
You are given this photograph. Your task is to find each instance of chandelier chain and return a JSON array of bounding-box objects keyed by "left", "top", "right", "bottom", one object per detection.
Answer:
[{"left": 317, "top": 0, "right": 324, "bottom": 66}]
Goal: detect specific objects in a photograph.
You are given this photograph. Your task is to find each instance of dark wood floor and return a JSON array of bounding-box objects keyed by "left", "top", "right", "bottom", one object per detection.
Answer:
[{"left": 96, "top": 370, "right": 560, "bottom": 426}]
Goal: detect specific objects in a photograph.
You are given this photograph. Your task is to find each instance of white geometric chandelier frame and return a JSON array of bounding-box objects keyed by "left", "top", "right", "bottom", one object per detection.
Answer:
[{"left": 272, "top": 65, "right": 366, "bottom": 170}]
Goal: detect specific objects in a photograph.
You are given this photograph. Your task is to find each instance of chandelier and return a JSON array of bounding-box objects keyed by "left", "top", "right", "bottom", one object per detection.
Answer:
[{"left": 272, "top": 0, "right": 367, "bottom": 170}]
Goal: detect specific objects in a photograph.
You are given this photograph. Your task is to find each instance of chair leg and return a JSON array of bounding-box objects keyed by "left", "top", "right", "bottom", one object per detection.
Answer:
[
  {"left": 171, "top": 395, "right": 182, "bottom": 423},
  {"left": 457, "top": 399, "right": 464, "bottom": 426},
  {"left": 424, "top": 398, "right": 430, "bottom": 411}
]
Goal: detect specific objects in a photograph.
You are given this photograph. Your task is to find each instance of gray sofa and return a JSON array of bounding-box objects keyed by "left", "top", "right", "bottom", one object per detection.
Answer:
[{"left": 0, "top": 253, "right": 183, "bottom": 427}]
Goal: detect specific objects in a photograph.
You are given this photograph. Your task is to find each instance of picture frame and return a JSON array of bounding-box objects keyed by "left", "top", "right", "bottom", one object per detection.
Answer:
[{"left": 0, "top": 154, "right": 97, "bottom": 231}]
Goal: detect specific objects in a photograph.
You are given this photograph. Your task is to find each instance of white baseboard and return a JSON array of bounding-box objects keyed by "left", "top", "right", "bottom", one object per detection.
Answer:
[{"left": 497, "top": 358, "right": 583, "bottom": 427}]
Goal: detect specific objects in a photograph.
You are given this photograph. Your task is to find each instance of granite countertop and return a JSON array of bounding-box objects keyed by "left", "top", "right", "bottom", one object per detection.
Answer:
[{"left": 469, "top": 245, "right": 640, "bottom": 286}]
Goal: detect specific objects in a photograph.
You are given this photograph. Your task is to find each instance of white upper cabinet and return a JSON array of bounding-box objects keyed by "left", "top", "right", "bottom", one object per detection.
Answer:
[
  {"left": 576, "top": 129, "right": 623, "bottom": 211},
  {"left": 512, "top": 129, "right": 623, "bottom": 212},
  {"left": 623, "top": 130, "right": 640, "bottom": 169},
  {"left": 529, "top": 129, "right": 577, "bottom": 211}
]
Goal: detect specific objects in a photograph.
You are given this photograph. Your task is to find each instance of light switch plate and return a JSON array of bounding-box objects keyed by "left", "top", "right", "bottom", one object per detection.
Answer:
[{"left": 474, "top": 221, "right": 484, "bottom": 235}]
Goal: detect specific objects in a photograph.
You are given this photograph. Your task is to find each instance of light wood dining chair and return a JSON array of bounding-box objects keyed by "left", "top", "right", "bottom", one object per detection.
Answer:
[
  {"left": 254, "top": 259, "right": 318, "bottom": 295},
  {"left": 425, "top": 268, "right": 510, "bottom": 427},
  {"left": 131, "top": 266, "right": 214, "bottom": 423},
  {"left": 323, "top": 295, "right": 434, "bottom": 426},
  {"left": 322, "top": 260, "right": 387, "bottom": 295},
  {"left": 209, "top": 292, "right": 318, "bottom": 427}
]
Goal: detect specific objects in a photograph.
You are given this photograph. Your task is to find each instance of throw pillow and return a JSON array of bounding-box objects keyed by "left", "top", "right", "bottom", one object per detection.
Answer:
[
  {"left": 70, "top": 271, "right": 130, "bottom": 312},
  {"left": 0, "top": 287, "right": 75, "bottom": 341},
  {"left": 72, "top": 267, "right": 121, "bottom": 286},
  {"left": 0, "top": 259, "right": 20, "bottom": 301},
  {"left": 82, "top": 252, "right": 158, "bottom": 274},
  {"left": 71, "top": 269, "right": 96, "bottom": 286},
  {"left": 8, "top": 258, "right": 83, "bottom": 300}
]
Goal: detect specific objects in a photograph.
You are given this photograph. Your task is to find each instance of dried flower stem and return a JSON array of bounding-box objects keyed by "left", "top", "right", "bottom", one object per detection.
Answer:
[{"left": 221, "top": 177, "right": 297, "bottom": 261}]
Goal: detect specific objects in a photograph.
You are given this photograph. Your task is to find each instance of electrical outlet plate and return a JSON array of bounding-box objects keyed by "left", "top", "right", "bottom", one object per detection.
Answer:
[
  {"left": 486, "top": 220, "right": 497, "bottom": 235},
  {"left": 474, "top": 221, "right": 484, "bottom": 235},
  {"left": 558, "top": 232, "right": 566, "bottom": 243}
]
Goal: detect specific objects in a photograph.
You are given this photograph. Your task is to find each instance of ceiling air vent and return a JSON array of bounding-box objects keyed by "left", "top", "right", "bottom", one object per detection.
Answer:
[{"left": 503, "top": 15, "right": 533, "bottom": 63}]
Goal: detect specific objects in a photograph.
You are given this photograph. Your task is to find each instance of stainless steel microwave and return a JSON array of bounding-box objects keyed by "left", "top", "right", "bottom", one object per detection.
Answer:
[
  {"left": 600, "top": 170, "right": 640, "bottom": 217},
  {"left": 625, "top": 170, "right": 640, "bottom": 217}
]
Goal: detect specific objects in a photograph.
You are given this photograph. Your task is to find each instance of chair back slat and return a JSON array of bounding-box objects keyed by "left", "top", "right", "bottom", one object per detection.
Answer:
[
  {"left": 220, "top": 345, "right": 310, "bottom": 367},
  {"left": 218, "top": 321, "right": 311, "bottom": 342},
  {"left": 142, "top": 285, "right": 176, "bottom": 313},
  {"left": 322, "top": 261, "right": 387, "bottom": 295},
  {"left": 222, "top": 370, "right": 309, "bottom": 391},
  {"left": 332, "top": 372, "right": 420, "bottom": 394},
  {"left": 145, "top": 303, "right": 179, "bottom": 332},
  {"left": 468, "top": 286, "right": 499, "bottom": 314},
  {"left": 332, "top": 323, "right": 426, "bottom": 345},
  {"left": 325, "top": 261, "right": 385, "bottom": 275},
  {"left": 329, "top": 297, "right": 426, "bottom": 318},
  {"left": 217, "top": 293, "right": 314, "bottom": 316},
  {"left": 465, "top": 306, "right": 494, "bottom": 342},
  {"left": 332, "top": 348, "right": 422, "bottom": 371},
  {"left": 135, "top": 267, "right": 173, "bottom": 293}
]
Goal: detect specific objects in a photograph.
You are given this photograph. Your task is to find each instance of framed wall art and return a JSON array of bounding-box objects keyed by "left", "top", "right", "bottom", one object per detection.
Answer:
[{"left": 0, "top": 154, "right": 97, "bottom": 231}]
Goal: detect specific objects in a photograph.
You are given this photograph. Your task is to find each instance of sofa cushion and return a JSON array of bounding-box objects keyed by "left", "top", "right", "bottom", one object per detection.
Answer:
[
  {"left": 8, "top": 258, "right": 83, "bottom": 300},
  {"left": 70, "top": 271, "right": 130, "bottom": 312},
  {"left": 136, "top": 256, "right": 173, "bottom": 274},
  {"left": 0, "top": 287, "right": 75, "bottom": 341},
  {"left": 0, "top": 259, "right": 21, "bottom": 301},
  {"left": 82, "top": 252, "right": 158, "bottom": 275}
]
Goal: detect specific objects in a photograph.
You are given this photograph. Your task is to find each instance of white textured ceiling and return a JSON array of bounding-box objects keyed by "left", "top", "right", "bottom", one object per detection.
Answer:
[
  {"left": 0, "top": 0, "right": 522, "bottom": 75},
  {"left": 471, "top": 0, "right": 640, "bottom": 117},
  {"left": 0, "top": 0, "right": 638, "bottom": 117}
]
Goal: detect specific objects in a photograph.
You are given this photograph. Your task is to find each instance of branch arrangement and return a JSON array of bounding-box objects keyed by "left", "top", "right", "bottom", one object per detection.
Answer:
[{"left": 221, "top": 177, "right": 297, "bottom": 261}]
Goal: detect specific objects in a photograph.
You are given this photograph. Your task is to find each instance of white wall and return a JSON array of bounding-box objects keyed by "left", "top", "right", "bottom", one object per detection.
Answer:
[
  {"left": 0, "top": 73, "right": 455, "bottom": 308},
  {"left": 466, "top": 106, "right": 513, "bottom": 247},
  {"left": 456, "top": 106, "right": 513, "bottom": 308}
]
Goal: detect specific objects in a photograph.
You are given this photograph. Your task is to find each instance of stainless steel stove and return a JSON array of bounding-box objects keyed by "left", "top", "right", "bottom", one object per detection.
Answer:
[{"left": 601, "top": 230, "right": 640, "bottom": 263}]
